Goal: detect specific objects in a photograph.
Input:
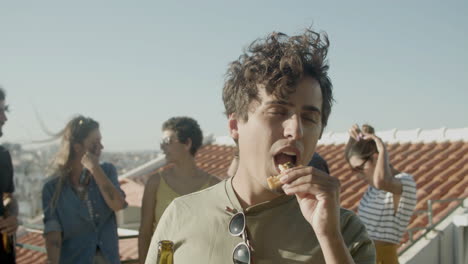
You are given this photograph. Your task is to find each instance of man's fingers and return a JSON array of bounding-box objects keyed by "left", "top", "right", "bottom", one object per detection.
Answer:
[
  {"left": 282, "top": 173, "right": 333, "bottom": 189},
  {"left": 283, "top": 180, "right": 339, "bottom": 197},
  {"left": 283, "top": 183, "right": 323, "bottom": 196},
  {"left": 280, "top": 166, "right": 328, "bottom": 184},
  {"left": 280, "top": 168, "right": 340, "bottom": 196}
]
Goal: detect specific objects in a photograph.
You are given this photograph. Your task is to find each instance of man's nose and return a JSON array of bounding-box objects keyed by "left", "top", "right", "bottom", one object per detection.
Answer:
[{"left": 284, "top": 114, "right": 303, "bottom": 140}]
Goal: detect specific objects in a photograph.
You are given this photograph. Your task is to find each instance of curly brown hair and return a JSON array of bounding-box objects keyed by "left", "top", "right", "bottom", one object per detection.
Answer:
[
  {"left": 162, "top": 116, "right": 203, "bottom": 156},
  {"left": 222, "top": 28, "right": 334, "bottom": 129}
]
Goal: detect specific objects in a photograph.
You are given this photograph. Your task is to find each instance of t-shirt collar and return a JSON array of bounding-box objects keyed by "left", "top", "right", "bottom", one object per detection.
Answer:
[{"left": 224, "top": 177, "right": 295, "bottom": 215}]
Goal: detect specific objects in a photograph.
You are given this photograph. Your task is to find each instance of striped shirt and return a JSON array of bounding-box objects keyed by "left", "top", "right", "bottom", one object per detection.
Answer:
[{"left": 357, "top": 173, "right": 417, "bottom": 244}]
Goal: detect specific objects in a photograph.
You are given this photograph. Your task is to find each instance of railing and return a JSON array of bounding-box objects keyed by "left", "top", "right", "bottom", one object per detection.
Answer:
[
  {"left": 16, "top": 242, "right": 47, "bottom": 253},
  {"left": 118, "top": 234, "right": 139, "bottom": 264},
  {"left": 403, "top": 197, "right": 467, "bottom": 247},
  {"left": 15, "top": 224, "right": 140, "bottom": 263}
]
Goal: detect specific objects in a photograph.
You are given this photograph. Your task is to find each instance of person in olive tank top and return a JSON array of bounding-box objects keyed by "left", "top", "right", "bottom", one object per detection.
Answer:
[{"left": 138, "top": 117, "right": 219, "bottom": 263}]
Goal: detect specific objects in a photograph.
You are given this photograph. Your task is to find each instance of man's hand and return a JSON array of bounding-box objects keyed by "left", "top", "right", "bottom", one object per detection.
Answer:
[
  {"left": 280, "top": 166, "right": 341, "bottom": 236},
  {"left": 0, "top": 215, "right": 18, "bottom": 236}
]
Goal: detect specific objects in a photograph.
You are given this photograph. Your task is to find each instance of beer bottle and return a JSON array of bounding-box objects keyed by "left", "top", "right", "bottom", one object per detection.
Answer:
[{"left": 157, "top": 240, "right": 174, "bottom": 264}]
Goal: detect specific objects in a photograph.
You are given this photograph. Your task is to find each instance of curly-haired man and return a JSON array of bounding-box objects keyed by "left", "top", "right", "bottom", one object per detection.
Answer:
[{"left": 145, "top": 29, "right": 375, "bottom": 264}]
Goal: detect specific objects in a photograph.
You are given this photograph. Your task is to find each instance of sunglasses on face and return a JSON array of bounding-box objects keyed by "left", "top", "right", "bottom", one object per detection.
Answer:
[
  {"left": 229, "top": 212, "right": 252, "bottom": 264},
  {"left": 160, "top": 137, "right": 179, "bottom": 147},
  {"left": 350, "top": 156, "right": 371, "bottom": 173}
]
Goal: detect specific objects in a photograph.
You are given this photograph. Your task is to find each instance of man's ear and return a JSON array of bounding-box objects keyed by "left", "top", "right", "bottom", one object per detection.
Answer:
[
  {"left": 184, "top": 138, "right": 192, "bottom": 152},
  {"left": 228, "top": 114, "right": 239, "bottom": 140}
]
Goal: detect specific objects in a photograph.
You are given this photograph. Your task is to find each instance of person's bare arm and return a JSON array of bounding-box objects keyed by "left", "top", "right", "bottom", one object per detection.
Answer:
[
  {"left": 45, "top": 231, "right": 62, "bottom": 264},
  {"left": 363, "top": 134, "right": 402, "bottom": 196},
  {"left": 138, "top": 174, "right": 160, "bottom": 264}
]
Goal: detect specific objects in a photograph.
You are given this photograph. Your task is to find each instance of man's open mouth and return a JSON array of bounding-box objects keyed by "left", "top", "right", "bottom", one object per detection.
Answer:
[{"left": 274, "top": 151, "right": 297, "bottom": 173}]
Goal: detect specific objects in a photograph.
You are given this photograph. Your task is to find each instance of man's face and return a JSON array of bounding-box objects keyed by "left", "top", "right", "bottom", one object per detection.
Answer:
[
  {"left": 0, "top": 100, "right": 8, "bottom": 137},
  {"left": 233, "top": 76, "right": 323, "bottom": 190}
]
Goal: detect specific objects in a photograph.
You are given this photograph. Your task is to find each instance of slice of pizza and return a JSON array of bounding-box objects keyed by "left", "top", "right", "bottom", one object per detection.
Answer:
[{"left": 267, "top": 161, "right": 295, "bottom": 190}]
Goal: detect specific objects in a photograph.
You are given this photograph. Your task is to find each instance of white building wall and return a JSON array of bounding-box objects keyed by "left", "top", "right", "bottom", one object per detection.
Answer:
[{"left": 400, "top": 201, "right": 468, "bottom": 264}]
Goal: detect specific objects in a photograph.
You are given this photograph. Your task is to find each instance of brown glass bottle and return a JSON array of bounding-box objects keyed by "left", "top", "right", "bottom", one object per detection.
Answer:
[{"left": 157, "top": 240, "right": 174, "bottom": 264}]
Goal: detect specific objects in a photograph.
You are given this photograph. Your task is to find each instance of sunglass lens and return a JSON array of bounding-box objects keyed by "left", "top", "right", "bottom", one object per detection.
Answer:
[
  {"left": 229, "top": 213, "right": 245, "bottom": 236},
  {"left": 233, "top": 243, "right": 250, "bottom": 264}
]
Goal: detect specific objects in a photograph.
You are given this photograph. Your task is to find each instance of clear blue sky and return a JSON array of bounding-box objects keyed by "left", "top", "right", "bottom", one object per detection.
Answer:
[{"left": 1, "top": 0, "right": 467, "bottom": 151}]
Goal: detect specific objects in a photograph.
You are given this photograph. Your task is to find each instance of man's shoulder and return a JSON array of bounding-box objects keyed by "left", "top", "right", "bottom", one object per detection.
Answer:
[
  {"left": 339, "top": 207, "right": 358, "bottom": 221},
  {"left": 173, "top": 179, "right": 227, "bottom": 206},
  {"left": 339, "top": 207, "right": 366, "bottom": 230},
  {"left": 155, "top": 180, "right": 228, "bottom": 237},
  {"left": 339, "top": 207, "right": 372, "bottom": 241}
]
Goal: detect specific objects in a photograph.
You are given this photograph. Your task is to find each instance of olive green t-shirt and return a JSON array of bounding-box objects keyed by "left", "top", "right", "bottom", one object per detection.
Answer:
[{"left": 145, "top": 178, "right": 375, "bottom": 264}]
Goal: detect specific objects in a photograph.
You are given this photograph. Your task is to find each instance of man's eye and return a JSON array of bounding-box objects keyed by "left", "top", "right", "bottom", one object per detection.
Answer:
[
  {"left": 302, "top": 113, "right": 320, "bottom": 123},
  {"left": 270, "top": 111, "right": 286, "bottom": 115},
  {"left": 268, "top": 107, "right": 287, "bottom": 115}
]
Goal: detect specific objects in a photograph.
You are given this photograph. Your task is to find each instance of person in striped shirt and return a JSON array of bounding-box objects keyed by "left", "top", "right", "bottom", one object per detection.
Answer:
[{"left": 345, "top": 124, "right": 417, "bottom": 264}]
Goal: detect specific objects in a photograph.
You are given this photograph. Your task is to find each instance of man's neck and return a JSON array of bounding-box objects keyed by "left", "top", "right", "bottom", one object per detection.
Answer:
[{"left": 231, "top": 167, "right": 282, "bottom": 209}]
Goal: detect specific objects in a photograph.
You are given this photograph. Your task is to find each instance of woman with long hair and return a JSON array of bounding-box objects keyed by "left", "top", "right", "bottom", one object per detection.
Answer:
[
  {"left": 345, "top": 124, "right": 417, "bottom": 264},
  {"left": 138, "top": 117, "right": 219, "bottom": 263},
  {"left": 42, "top": 115, "right": 127, "bottom": 264}
]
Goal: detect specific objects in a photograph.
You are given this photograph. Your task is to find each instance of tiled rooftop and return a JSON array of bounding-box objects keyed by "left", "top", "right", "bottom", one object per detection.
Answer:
[{"left": 15, "top": 128, "right": 468, "bottom": 262}]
